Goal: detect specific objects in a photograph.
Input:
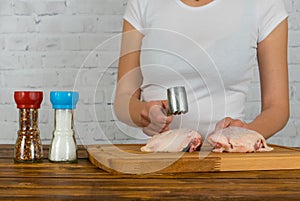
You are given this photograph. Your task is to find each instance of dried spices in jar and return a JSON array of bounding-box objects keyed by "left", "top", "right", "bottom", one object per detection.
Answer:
[{"left": 14, "top": 91, "right": 43, "bottom": 163}]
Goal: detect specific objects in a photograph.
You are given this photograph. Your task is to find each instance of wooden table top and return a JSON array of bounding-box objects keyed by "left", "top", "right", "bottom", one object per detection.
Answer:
[{"left": 0, "top": 144, "right": 300, "bottom": 200}]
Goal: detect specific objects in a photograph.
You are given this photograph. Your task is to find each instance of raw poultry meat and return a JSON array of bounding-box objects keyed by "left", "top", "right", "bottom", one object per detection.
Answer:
[
  {"left": 207, "top": 126, "right": 273, "bottom": 153},
  {"left": 141, "top": 128, "right": 202, "bottom": 153}
]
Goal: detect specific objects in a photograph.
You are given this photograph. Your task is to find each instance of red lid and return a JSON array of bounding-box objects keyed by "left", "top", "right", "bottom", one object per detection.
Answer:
[{"left": 14, "top": 91, "right": 43, "bottom": 109}]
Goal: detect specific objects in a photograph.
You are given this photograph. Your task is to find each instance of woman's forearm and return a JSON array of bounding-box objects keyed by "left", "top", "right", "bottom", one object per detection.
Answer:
[
  {"left": 247, "top": 105, "right": 289, "bottom": 139},
  {"left": 114, "top": 92, "right": 146, "bottom": 127}
]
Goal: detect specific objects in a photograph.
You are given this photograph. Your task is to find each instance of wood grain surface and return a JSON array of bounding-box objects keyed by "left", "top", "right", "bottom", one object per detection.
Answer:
[
  {"left": 87, "top": 144, "right": 300, "bottom": 174},
  {"left": 0, "top": 144, "right": 300, "bottom": 200}
]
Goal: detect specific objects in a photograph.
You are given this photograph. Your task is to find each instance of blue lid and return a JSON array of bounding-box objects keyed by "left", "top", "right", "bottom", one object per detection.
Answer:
[{"left": 50, "top": 91, "right": 79, "bottom": 109}]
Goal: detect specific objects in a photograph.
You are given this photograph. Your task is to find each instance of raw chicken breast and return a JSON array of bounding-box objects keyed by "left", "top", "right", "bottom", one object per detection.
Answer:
[
  {"left": 141, "top": 128, "right": 202, "bottom": 153},
  {"left": 207, "top": 126, "right": 273, "bottom": 153}
]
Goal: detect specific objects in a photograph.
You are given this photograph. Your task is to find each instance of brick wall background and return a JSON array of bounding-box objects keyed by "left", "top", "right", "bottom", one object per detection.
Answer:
[{"left": 0, "top": 0, "right": 299, "bottom": 147}]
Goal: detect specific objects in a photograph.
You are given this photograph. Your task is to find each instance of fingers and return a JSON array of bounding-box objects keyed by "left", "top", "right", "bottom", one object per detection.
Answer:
[
  {"left": 141, "top": 104, "right": 169, "bottom": 126},
  {"left": 215, "top": 117, "right": 232, "bottom": 131},
  {"left": 230, "top": 119, "right": 247, "bottom": 128},
  {"left": 215, "top": 117, "right": 248, "bottom": 131},
  {"left": 140, "top": 100, "right": 173, "bottom": 136},
  {"left": 142, "top": 116, "right": 171, "bottom": 136},
  {"left": 161, "top": 100, "right": 169, "bottom": 110},
  {"left": 142, "top": 127, "right": 159, "bottom": 137}
]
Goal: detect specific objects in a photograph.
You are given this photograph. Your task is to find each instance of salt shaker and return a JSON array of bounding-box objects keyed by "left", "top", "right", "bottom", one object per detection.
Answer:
[
  {"left": 14, "top": 91, "right": 43, "bottom": 163},
  {"left": 49, "top": 91, "right": 79, "bottom": 163}
]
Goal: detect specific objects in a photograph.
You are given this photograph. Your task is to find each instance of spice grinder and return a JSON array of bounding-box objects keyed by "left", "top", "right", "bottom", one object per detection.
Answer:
[
  {"left": 14, "top": 91, "right": 44, "bottom": 163},
  {"left": 167, "top": 86, "right": 188, "bottom": 115}
]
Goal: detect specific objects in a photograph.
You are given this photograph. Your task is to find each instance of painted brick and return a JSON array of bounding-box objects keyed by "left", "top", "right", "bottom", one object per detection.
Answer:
[
  {"left": 61, "top": 35, "right": 80, "bottom": 50},
  {"left": 293, "top": 83, "right": 300, "bottom": 101},
  {"left": 78, "top": 34, "right": 113, "bottom": 50},
  {"left": 0, "top": 104, "right": 51, "bottom": 126},
  {"left": 5, "top": 35, "right": 32, "bottom": 51},
  {"left": 0, "top": 88, "right": 14, "bottom": 104},
  {"left": 98, "top": 121, "right": 130, "bottom": 141},
  {"left": 0, "top": 16, "right": 36, "bottom": 33},
  {"left": 0, "top": 71, "right": 4, "bottom": 87},
  {"left": 93, "top": 33, "right": 122, "bottom": 51},
  {"left": 94, "top": 103, "right": 114, "bottom": 122},
  {"left": 37, "top": 16, "right": 63, "bottom": 33},
  {"left": 113, "top": 120, "right": 148, "bottom": 141},
  {"left": 110, "top": 121, "right": 146, "bottom": 141},
  {"left": 76, "top": 104, "right": 98, "bottom": 123},
  {"left": 288, "top": 12, "right": 300, "bottom": 30},
  {"left": 0, "top": 122, "right": 17, "bottom": 141},
  {"left": 0, "top": 52, "right": 43, "bottom": 69},
  {"left": 76, "top": 88, "right": 104, "bottom": 104},
  {"left": 289, "top": 31, "right": 300, "bottom": 47},
  {"left": 3, "top": 69, "right": 58, "bottom": 88},
  {"left": 98, "top": 51, "right": 120, "bottom": 68},
  {"left": 75, "top": 103, "right": 114, "bottom": 122},
  {"left": 61, "top": 16, "right": 86, "bottom": 33},
  {"left": 284, "top": 0, "right": 293, "bottom": 13},
  {"left": 6, "top": 35, "right": 61, "bottom": 51},
  {"left": 290, "top": 102, "right": 300, "bottom": 118},
  {"left": 42, "top": 52, "right": 87, "bottom": 68},
  {"left": 39, "top": 106, "right": 51, "bottom": 124},
  {"left": 103, "top": 85, "right": 117, "bottom": 104},
  {"left": 18, "top": 53, "right": 43, "bottom": 68},
  {"left": 57, "top": 68, "right": 79, "bottom": 87},
  {"left": 39, "top": 123, "right": 53, "bottom": 141},
  {"left": 75, "top": 122, "right": 114, "bottom": 144},
  {"left": 76, "top": 68, "right": 104, "bottom": 87},
  {"left": 294, "top": 0, "right": 300, "bottom": 12},
  {"left": 67, "top": 0, "right": 126, "bottom": 15},
  {"left": 96, "top": 15, "right": 123, "bottom": 33},
  {"left": 0, "top": 52, "right": 19, "bottom": 69},
  {"left": 81, "top": 51, "right": 99, "bottom": 68},
  {"left": 289, "top": 64, "right": 300, "bottom": 82},
  {"left": 0, "top": 38, "right": 4, "bottom": 50},
  {"left": 289, "top": 47, "right": 300, "bottom": 64},
  {"left": 0, "top": 105, "right": 17, "bottom": 122},
  {"left": 78, "top": 51, "right": 119, "bottom": 69},
  {"left": 0, "top": 0, "right": 12, "bottom": 15},
  {"left": 13, "top": 0, "right": 66, "bottom": 16},
  {"left": 44, "top": 16, "right": 121, "bottom": 34}
]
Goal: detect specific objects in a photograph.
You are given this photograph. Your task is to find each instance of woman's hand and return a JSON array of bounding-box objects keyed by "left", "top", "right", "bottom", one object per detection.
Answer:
[
  {"left": 214, "top": 117, "right": 249, "bottom": 131},
  {"left": 140, "top": 100, "right": 173, "bottom": 136}
]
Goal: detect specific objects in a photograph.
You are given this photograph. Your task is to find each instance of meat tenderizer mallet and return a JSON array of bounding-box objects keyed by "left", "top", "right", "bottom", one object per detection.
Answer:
[{"left": 167, "top": 86, "right": 188, "bottom": 115}]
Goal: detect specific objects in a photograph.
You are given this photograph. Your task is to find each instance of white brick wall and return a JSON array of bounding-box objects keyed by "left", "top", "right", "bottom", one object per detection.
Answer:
[{"left": 0, "top": 0, "right": 300, "bottom": 147}]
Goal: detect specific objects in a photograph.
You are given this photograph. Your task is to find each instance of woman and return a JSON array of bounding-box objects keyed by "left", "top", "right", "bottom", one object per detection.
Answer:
[{"left": 114, "top": 0, "right": 289, "bottom": 139}]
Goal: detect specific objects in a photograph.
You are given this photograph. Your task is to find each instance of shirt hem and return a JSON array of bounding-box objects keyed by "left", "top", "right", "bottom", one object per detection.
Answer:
[
  {"left": 258, "top": 14, "right": 288, "bottom": 43},
  {"left": 123, "top": 16, "right": 145, "bottom": 35}
]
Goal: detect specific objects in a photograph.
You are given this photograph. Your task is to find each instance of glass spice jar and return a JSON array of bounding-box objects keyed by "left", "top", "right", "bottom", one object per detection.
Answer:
[
  {"left": 49, "top": 91, "right": 79, "bottom": 163},
  {"left": 14, "top": 91, "right": 43, "bottom": 163}
]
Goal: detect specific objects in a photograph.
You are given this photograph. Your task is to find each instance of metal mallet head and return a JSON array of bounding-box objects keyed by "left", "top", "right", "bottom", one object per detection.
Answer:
[{"left": 167, "top": 86, "right": 188, "bottom": 115}]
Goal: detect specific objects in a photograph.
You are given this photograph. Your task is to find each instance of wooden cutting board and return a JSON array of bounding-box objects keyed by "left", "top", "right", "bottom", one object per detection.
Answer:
[{"left": 87, "top": 144, "right": 300, "bottom": 174}]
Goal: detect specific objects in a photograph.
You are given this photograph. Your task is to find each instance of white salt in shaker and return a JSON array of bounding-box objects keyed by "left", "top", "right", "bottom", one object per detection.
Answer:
[{"left": 49, "top": 91, "right": 79, "bottom": 163}]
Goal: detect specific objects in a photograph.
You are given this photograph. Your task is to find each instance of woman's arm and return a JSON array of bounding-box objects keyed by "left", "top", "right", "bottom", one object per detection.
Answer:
[
  {"left": 215, "top": 19, "right": 289, "bottom": 139},
  {"left": 114, "top": 20, "right": 144, "bottom": 127},
  {"left": 247, "top": 18, "right": 289, "bottom": 138},
  {"left": 114, "top": 20, "right": 173, "bottom": 136}
]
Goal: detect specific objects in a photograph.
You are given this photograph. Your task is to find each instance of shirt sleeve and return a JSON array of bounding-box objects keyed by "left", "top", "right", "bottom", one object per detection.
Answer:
[
  {"left": 123, "top": 0, "right": 145, "bottom": 33},
  {"left": 257, "top": 0, "right": 288, "bottom": 43}
]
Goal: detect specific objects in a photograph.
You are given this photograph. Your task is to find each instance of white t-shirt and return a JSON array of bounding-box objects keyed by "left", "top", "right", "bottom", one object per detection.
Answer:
[{"left": 123, "top": 0, "right": 288, "bottom": 136}]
